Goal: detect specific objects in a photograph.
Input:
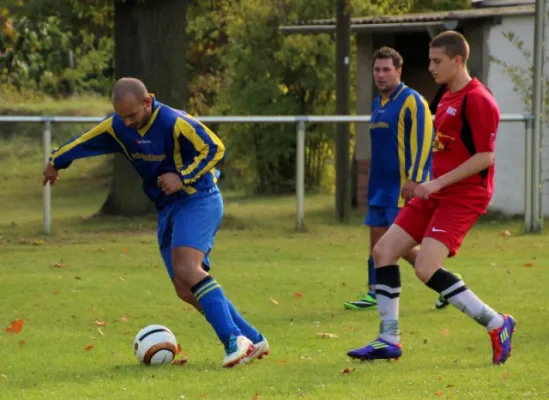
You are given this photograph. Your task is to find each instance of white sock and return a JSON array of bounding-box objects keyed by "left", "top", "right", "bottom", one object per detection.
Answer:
[
  {"left": 376, "top": 285, "right": 400, "bottom": 344},
  {"left": 442, "top": 281, "right": 504, "bottom": 331}
]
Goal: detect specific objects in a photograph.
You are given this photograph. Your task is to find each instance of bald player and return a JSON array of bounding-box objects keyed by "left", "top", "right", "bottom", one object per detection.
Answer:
[{"left": 42, "top": 77, "right": 269, "bottom": 368}]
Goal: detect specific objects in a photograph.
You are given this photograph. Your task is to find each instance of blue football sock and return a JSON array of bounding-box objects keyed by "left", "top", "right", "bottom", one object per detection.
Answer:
[
  {"left": 191, "top": 276, "right": 241, "bottom": 347},
  {"left": 367, "top": 256, "right": 376, "bottom": 298},
  {"left": 226, "top": 299, "right": 262, "bottom": 344}
]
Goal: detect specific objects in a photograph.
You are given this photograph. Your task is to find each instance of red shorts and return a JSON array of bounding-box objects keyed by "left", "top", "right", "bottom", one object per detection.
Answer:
[{"left": 393, "top": 196, "right": 482, "bottom": 257}]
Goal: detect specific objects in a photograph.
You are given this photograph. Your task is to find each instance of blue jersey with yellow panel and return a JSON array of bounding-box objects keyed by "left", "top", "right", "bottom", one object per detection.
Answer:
[
  {"left": 367, "top": 82, "right": 434, "bottom": 208},
  {"left": 49, "top": 97, "right": 225, "bottom": 211}
]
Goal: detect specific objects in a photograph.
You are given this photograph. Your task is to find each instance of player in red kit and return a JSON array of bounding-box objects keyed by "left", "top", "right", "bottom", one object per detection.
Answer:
[{"left": 347, "top": 31, "right": 516, "bottom": 365}]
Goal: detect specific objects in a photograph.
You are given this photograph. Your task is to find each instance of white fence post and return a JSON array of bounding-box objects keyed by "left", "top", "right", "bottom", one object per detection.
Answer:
[
  {"left": 43, "top": 119, "right": 52, "bottom": 235},
  {"left": 296, "top": 120, "right": 306, "bottom": 231},
  {"left": 524, "top": 118, "right": 533, "bottom": 232}
]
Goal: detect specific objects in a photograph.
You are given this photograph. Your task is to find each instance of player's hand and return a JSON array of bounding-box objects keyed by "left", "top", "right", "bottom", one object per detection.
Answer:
[
  {"left": 401, "top": 180, "right": 419, "bottom": 202},
  {"left": 157, "top": 173, "right": 183, "bottom": 195},
  {"left": 414, "top": 180, "right": 442, "bottom": 200},
  {"left": 42, "top": 164, "right": 60, "bottom": 186}
]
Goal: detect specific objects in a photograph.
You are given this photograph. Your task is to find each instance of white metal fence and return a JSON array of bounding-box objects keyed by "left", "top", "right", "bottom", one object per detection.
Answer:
[{"left": 0, "top": 114, "right": 542, "bottom": 234}]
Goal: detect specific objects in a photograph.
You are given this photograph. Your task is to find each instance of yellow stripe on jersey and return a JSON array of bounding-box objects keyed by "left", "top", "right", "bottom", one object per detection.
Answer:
[
  {"left": 397, "top": 103, "right": 408, "bottom": 208},
  {"left": 50, "top": 117, "right": 115, "bottom": 164},
  {"left": 175, "top": 117, "right": 225, "bottom": 184}
]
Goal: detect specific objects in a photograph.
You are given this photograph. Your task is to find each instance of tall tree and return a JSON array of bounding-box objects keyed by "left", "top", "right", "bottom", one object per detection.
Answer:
[{"left": 100, "top": 0, "right": 189, "bottom": 216}]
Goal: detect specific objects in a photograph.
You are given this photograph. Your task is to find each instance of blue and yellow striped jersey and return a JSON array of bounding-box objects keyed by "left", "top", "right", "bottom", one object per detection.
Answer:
[
  {"left": 368, "top": 82, "right": 434, "bottom": 208},
  {"left": 49, "top": 97, "right": 225, "bottom": 210}
]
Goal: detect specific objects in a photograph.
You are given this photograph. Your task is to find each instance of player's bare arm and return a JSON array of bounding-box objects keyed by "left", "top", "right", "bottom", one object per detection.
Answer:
[{"left": 414, "top": 151, "right": 493, "bottom": 199}]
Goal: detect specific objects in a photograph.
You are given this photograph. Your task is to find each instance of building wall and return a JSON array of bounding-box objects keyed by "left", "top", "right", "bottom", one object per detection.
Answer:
[
  {"left": 486, "top": 14, "right": 549, "bottom": 216},
  {"left": 354, "top": 15, "right": 548, "bottom": 217}
]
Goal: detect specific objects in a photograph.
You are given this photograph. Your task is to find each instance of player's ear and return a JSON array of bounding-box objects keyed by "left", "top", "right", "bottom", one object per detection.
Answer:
[{"left": 144, "top": 96, "right": 153, "bottom": 108}]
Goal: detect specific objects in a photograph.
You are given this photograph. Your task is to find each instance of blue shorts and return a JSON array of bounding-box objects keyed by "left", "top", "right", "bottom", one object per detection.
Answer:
[
  {"left": 157, "top": 187, "right": 223, "bottom": 279},
  {"left": 364, "top": 205, "right": 401, "bottom": 227}
]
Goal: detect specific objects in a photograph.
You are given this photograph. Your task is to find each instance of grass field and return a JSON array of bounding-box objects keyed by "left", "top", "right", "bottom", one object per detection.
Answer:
[{"left": 0, "top": 137, "right": 548, "bottom": 400}]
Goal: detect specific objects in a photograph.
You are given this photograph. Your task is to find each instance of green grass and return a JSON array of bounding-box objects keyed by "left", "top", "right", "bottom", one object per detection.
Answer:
[
  {"left": 0, "top": 93, "right": 112, "bottom": 116},
  {"left": 0, "top": 138, "right": 548, "bottom": 400}
]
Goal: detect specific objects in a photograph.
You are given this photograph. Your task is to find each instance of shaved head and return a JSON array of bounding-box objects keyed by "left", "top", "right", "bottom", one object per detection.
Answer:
[
  {"left": 112, "top": 77, "right": 148, "bottom": 103},
  {"left": 111, "top": 77, "right": 153, "bottom": 130}
]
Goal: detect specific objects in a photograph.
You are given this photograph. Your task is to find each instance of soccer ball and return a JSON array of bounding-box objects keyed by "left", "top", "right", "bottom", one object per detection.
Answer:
[{"left": 133, "top": 324, "right": 178, "bottom": 365}]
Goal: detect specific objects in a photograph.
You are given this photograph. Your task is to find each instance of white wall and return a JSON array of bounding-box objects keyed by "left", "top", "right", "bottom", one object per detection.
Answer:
[{"left": 487, "top": 15, "right": 549, "bottom": 216}]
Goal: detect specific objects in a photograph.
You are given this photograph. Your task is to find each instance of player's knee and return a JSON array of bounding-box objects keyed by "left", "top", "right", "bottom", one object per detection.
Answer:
[
  {"left": 413, "top": 258, "right": 438, "bottom": 283},
  {"left": 372, "top": 240, "right": 398, "bottom": 266},
  {"left": 171, "top": 247, "right": 208, "bottom": 287}
]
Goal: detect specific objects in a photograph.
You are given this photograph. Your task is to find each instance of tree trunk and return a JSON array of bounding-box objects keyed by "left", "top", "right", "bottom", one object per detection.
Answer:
[{"left": 100, "top": 0, "right": 189, "bottom": 216}]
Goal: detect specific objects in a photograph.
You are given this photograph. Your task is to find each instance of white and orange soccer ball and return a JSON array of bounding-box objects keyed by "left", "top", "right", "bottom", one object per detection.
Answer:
[{"left": 133, "top": 324, "right": 178, "bottom": 365}]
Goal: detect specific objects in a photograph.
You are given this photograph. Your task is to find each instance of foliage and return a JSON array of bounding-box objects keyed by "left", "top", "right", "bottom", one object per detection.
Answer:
[
  {"left": 1, "top": 0, "right": 471, "bottom": 194},
  {"left": 0, "top": 0, "right": 113, "bottom": 97},
  {"left": 491, "top": 31, "right": 549, "bottom": 118}
]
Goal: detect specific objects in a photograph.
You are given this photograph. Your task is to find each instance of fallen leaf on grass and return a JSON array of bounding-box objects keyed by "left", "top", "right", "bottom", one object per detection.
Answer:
[
  {"left": 18, "top": 341, "right": 25, "bottom": 345},
  {"left": 74, "top": 276, "right": 82, "bottom": 280},
  {"left": 5, "top": 319, "right": 24, "bottom": 334},
  {"left": 95, "top": 320, "right": 107, "bottom": 327},
  {"left": 524, "top": 262, "right": 533, "bottom": 267},
  {"left": 153, "top": 265, "right": 160, "bottom": 269},
  {"left": 446, "top": 384, "right": 456, "bottom": 388},
  {"left": 33, "top": 239, "right": 45, "bottom": 246},
  {"left": 97, "top": 328, "right": 104, "bottom": 336},
  {"left": 122, "top": 248, "right": 128, "bottom": 254},
  {"left": 341, "top": 367, "right": 355, "bottom": 374},
  {"left": 435, "top": 391, "right": 443, "bottom": 397},
  {"left": 252, "top": 393, "right": 259, "bottom": 400},
  {"left": 120, "top": 314, "right": 129, "bottom": 322},
  {"left": 50, "top": 262, "right": 66, "bottom": 268},
  {"left": 294, "top": 292, "right": 303, "bottom": 298},
  {"left": 501, "top": 230, "right": 511, "bottom": 237},
  {"left": 84, "top": 345, "right": 94, "bottom": 351},
  {"left": 172, "top": 356, "right": 188, "bottom": 366},
  {"left": 53, "top": 290, "right": 60, "bottom": 295},
  {"left": 344, "top": 327, "right": 354, "bottom": 331},
  {"left": 269, "top": 297, "right": 278, "bottom": 305},
  {"left": 441, "top": 328, "right": 450, "bottom": 335},
  {"left": 277, "top": 360, "right": 286, "bottom": 364},
  {"left": 316, "top": 332, "right": 338, "bottom": 339}
]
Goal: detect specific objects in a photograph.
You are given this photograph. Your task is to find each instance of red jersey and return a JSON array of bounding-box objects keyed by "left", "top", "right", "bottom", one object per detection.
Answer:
[{"left": 432, "top": 78, "right": 500, "bottom": 211}]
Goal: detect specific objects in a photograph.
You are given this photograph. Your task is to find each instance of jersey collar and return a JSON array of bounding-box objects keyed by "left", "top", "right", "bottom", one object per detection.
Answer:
[{"left": 389, "top": 82, "right": 406, "bottom": 101}]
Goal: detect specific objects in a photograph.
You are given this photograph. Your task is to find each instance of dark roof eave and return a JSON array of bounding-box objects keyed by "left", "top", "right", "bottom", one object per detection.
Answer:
[{"left": 279, "top": 21, "right": 458, "bottom": 35}]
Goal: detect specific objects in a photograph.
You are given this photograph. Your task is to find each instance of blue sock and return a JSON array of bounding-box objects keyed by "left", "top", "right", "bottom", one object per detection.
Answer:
[
  {"left": 367, "top": 256, "right": 376, "bottom": 298},
  {"left": 226, "top": 299, "right": 262, "bottom": 344},
  {"left": 191, "top": 276, "right": 241, "bottom": 347}
]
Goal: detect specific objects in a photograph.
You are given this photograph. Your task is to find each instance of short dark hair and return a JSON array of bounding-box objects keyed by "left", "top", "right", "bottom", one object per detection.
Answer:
[
  {"left": 373, "top": 47, "right": 403, "bottom": 69},
  {"left": 429, "top": 30, "right": 470, "bottom": 63}
]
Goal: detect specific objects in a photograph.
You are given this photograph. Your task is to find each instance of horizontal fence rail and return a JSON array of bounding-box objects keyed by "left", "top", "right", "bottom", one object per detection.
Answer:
[{"left": 0, "top": 114, "right": 541, "bottom": 234}]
